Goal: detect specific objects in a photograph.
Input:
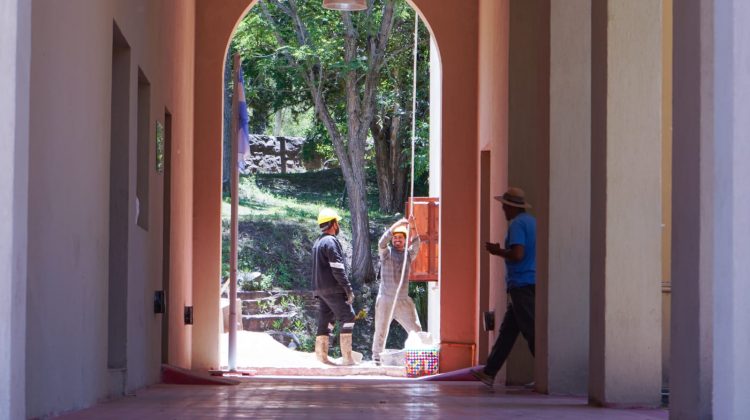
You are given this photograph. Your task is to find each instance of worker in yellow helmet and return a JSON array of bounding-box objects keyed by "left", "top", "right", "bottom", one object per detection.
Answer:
[
  {"left": 371, "top": 216, "right": 421, "bottom": 365},
  {"left": 311, "top": 208, "right": 358, "bottom": 365}
]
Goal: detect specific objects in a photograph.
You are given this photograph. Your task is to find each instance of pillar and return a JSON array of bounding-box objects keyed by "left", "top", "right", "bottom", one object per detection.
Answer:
[
  {"left": 670, "top": 0, "right": 712, "bottom": 418},
  {"left": 477, "top": 0, "right": 509, "bottom": 364},
  {"left": 0, "top": 0, "right": 30, "bottom": 418},
  {"left": 711, "top": 0, "right": 750, "bottom": 417},
  {"left": 660, "top": 0, "right": 673, "bottom": 395},
  {"left": 589, "top": 0, "right": 662, "bottom": 406},
  {"left": 544, "top": 0, "right": 590, "bottom": 395},
  {"left": 193, "top": 0, "right": 257, "bottom": 371},
  {"left": 507, "top": 0, "right": 550, "bottom": 386}
]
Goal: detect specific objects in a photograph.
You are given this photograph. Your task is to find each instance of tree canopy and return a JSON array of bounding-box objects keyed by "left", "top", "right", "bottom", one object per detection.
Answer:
[{"left": 228, "top": 0, "right": 431, "bottom": 283}]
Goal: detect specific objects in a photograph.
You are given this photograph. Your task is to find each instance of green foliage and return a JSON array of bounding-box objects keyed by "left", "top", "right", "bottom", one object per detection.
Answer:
[
  {"left": 230, "top": 11, "right": 311, "bottom": 134},
  {"left": 239, "top": 274, "right": 273, "bottom": 291},
  {"left": 271, "top": 318, "right": 285, "bottom": 331},
  {"left": 222, "top": 170, "right": 353, "bottom": 291},
  {"left": 278, "top": 294, "right": 304, "bottom": 312},
  {"left": 409, "top": 281, "right": 429, "bottom": 328},
  {"left": 300, "top": 123, "right": 337, "bottom": 166},
  {"left": 264, "top": 107, "right": 315, "bottom": 137},
  {"left": 256, "top": 299, "right": 273, "bottom": 314},
  {"left": 230, "top": 0, "right": 431, "bottom": 218}
]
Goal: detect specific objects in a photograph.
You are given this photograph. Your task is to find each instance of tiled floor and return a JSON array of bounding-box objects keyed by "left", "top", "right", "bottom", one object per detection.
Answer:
[{"left": 55, "top": 377, "right": 668, "bottom": 419}]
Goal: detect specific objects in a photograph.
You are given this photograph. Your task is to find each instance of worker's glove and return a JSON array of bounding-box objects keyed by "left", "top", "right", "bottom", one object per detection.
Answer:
[{"left": 346, "top": 289, "right": 355, "bottom": 305}]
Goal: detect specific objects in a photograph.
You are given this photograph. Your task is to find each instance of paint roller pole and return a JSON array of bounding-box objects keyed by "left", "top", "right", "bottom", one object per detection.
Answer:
[{"left": 228, "top": 53, "right": 241, "bottom": 372}]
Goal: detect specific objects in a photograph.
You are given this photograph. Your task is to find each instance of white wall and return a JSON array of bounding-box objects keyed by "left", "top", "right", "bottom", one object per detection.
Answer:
[
  {"left": 713, "top": 0, "right": 750, "bottom": 417},
  {"left": 27, "top": 1, "right": 117, "bottom": 414},
  {"left": 25, "top": 1, "right": 195, "bottom": 416},
  {"left": 0, "top": 0, "right": 30, "bottom": 419}
]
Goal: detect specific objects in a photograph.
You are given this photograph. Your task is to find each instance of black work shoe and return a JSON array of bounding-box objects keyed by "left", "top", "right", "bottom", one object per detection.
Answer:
[{"left": 470, "top": 368, "right": 495, "bottom": 388}]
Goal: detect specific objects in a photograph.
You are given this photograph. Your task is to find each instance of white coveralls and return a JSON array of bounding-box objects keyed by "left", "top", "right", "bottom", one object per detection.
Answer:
[{"left": 371, "top": 228, "right": 422, "bottom": 362}]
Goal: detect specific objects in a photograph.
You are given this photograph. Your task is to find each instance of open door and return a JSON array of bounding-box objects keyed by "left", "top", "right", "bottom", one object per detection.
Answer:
[{"left": 406, "top": 197, "right": 439, "bottom": 282}]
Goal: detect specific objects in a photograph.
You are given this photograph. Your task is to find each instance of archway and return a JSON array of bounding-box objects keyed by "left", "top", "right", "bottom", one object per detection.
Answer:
[{"left": 192, "top": 0, "right": 482, "bottom": 374}]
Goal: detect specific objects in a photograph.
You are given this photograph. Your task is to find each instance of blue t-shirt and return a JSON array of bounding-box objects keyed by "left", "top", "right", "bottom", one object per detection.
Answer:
[{"left": 504, "top": 212, "right": 536, "bottom": 289}]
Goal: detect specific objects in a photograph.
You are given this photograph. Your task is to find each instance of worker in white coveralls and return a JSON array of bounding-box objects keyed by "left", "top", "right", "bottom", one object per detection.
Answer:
[{"left": 372, "top": 216, "right": 422, "bottom": 365}]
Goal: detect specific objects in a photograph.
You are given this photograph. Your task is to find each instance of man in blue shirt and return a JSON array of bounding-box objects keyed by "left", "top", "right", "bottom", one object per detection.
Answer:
[{"left": 472, "top": 187, "right": 536, "bottom": 388}]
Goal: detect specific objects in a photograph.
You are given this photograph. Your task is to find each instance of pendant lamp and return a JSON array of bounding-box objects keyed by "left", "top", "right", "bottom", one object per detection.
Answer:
[{"left": 322, "top": 0, "right": 368, "bottom": 11}]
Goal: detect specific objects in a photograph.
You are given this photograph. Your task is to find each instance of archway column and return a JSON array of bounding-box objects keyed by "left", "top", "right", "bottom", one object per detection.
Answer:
[
  {"left": 192, "top": 0, "right": 255, "bottom": 371},
  {"left": 589, "top": 0, "right": 663, "bottom": 406},
  {"left": 542, "top": 0, "right": 591, "bottom": 396},
  {"left": 670, "top": 1, "right": 712, "bottom": 418},
  {"left": 0, "top": 0, "right": 30, "bottom": 418},
  {"left": 711, "top": 1, "right": 750, "bottom": 416},
  {"left": 672, "top": 1, "right": 750, "bottom": 418},
  {"left": 409, "top": 0, "right": 480, "bottom": 372}
]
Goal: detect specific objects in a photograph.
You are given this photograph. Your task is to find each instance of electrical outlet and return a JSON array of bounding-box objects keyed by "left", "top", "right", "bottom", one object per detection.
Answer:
[
  {"left": 154, "top": 290, "right": 166, "bottom": 314},
  {"left": 184, "top": 306, "right": 194, "bottom": 325}
]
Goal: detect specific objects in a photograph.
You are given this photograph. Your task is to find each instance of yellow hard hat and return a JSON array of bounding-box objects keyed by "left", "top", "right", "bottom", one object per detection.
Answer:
[
  {"left": 317, "top": 208, "right": 341, "bottom": 225},
  {"left": 393, "top": 225, "right": 409, "bottom": 237}
]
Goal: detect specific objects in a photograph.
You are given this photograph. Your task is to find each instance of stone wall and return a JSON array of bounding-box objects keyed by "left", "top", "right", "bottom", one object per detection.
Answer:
[{"left": 247, "top": 135, "right": 322, "bottom": 173}]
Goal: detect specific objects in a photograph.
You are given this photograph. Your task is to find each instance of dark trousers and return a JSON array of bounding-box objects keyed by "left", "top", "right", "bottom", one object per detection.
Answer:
[
  {"left": 484, "top": 285, "right": 535, "bottom": 377},
  {"left": 316, "top": 293, "right": 356, "bottom": 336}
]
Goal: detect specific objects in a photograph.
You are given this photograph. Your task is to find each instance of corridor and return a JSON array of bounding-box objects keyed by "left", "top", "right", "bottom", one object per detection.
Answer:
[{"left": 56, "top": 378, "right": 668, "bottom": 419}]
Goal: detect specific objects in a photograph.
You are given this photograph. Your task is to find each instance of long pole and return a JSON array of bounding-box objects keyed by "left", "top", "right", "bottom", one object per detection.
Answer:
[{"left": 228, "top": 53, "right": 241, "bottom": 372}]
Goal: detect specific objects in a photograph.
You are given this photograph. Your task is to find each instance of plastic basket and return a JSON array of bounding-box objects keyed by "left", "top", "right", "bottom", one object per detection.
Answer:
[{"left": 404, "top": 348, "right": 439, "bottom": 377}]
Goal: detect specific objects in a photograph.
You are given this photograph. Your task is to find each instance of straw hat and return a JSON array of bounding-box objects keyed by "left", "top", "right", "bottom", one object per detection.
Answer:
[{"left": 494, "top": 187, "right": 532, "bottom": 209}]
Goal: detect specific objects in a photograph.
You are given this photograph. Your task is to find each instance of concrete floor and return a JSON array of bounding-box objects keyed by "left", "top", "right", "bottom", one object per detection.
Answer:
[{"left": 56, "top": 378, "right": 668, "bottom": 419}]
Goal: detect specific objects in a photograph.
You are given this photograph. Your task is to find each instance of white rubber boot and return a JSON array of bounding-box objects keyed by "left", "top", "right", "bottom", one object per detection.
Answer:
[
  {"left": 340, "top": 333, "right": 358, "bottom": 366},
  {"left": 315, "top": 335, "right": 334, "bottom": 365}
]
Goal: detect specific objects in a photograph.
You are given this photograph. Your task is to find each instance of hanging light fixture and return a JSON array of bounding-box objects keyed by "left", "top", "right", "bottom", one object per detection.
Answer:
[{"left": 322, "top": 0, "right": 367, "bottom": 11}]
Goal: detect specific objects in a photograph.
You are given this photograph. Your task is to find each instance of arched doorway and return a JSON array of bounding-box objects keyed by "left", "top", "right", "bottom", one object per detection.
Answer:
[{"left": 191, "top": 0, "right": 484, "bottom": 374}]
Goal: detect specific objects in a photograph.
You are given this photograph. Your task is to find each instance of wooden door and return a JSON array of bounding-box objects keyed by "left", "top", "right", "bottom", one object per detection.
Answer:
[{"left": 406, "top": 197, "right": 439, "bottom": 281}]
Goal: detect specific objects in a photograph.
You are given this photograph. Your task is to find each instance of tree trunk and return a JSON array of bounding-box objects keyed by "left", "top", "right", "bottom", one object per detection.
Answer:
[
  {"left": 346, "top": 162, "right": 376, "bottom": 283},
  {"left": 372, "top": 115, "right": 406, "bottom": 213},
  {"left": 389, "top": 115, "right": 406, "bottom": 212},
  {"left": 373, "top": 119, "right": 394, "bottom": 212}
]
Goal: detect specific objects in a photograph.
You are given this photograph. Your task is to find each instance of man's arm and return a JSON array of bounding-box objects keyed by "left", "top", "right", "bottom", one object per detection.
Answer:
[
  {"left": 325, "top": 238, "right": 353, "bottom": 295},
  {"left": 485, "top": 242, "right": 524, "bottom": 262},
  {"left": 378, "top": 227, "right": 393, "bottom": 260}
]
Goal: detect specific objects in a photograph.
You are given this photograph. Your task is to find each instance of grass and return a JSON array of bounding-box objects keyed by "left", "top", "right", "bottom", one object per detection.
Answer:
[{"left": 222, "top": 168, "right": 395, "bottom": 289}]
